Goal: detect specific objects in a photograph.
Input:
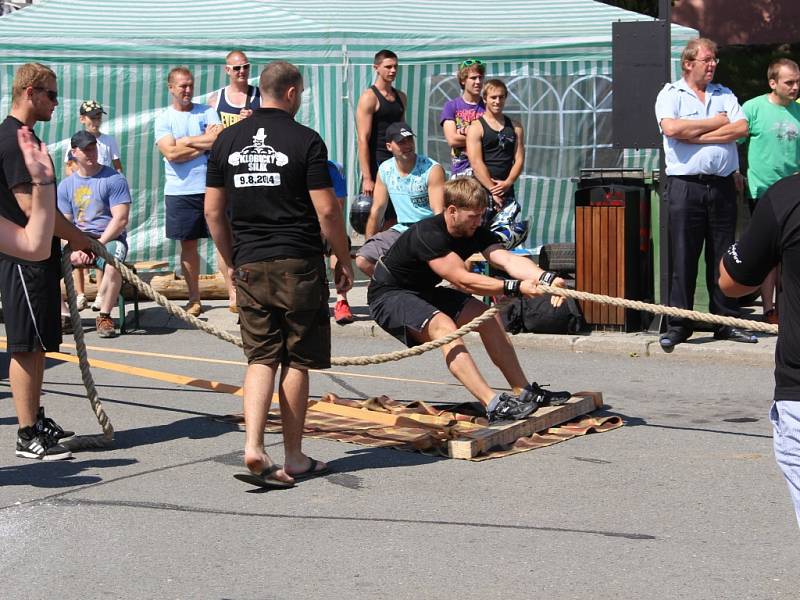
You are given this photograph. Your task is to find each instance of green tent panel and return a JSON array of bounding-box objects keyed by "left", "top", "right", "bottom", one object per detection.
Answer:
[{"left": 0, "top": 0, "right": 696, "bottom": 269}]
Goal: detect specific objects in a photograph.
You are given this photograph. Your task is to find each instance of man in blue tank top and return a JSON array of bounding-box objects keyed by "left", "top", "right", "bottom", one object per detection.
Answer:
[
  {"left": 207, "top": 50, "right": 261, "bottom": 129},
  {"left": 355, "top": 122, "right": 445, "bottom": 277},
  {"left": 356, "top": 49, "right": 407, "bottom": 225}
]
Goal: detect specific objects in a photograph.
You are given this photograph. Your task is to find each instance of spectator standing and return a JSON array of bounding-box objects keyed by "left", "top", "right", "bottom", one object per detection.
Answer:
[
  {"left": 440, "top": 58, "right": 486, "bottom": 177},
  {"left": 155, "top": 66, "right": 222, "bottom": 316},
  {"left": 740, "top": 58, "right": 800, "bottom": 325},
  {"left": 654, "top": 38, "right": 754, "bottom": 350},
  {"left": 356, "top": 49, "right": 406, "bottom": 227},
  {"left": 207, "top": 50, "right": 261, "bottom": 128}
]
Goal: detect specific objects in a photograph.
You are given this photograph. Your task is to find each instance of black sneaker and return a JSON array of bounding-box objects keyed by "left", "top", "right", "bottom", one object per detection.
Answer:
[
  {"left": 519, "top": 382, "right": 572, "bottom": 407},
  {"left": 16, "top": 428, "right": 72, "bottom": 461},
  {"left": 486, "top": 392, "right": 538, "bottom": 423},
  {"left": 35, "top": 406, "right": 75, "bottom": 441}
]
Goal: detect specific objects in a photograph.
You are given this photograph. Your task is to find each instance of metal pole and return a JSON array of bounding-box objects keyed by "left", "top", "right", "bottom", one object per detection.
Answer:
[{"left": 650, "top": 0, "right": 672, "bottom": 333}]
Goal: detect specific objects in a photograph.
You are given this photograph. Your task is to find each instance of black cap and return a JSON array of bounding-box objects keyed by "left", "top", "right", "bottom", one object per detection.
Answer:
[
  {"left": 71, "top": 130, "right": 97, "bottom": 149},
  {"left": 385, "top": 121, "right": 415, "bottom": 143},
  {"left": 79, "top": 100, "right": 106, "bottom": 117}
]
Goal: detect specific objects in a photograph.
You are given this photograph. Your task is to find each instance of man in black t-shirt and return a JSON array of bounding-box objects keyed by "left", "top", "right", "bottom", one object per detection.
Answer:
[
  {"left": 0, "top": 63, "right": 95, "bottom": 462},
  {"left": 368, "top": 177, "right": 571, "bottom": 423},
  {"left": 720, "top": 173, "right": 800, "bottom": 527},
  {"left": 206, "top": 61, "right": 353, "bottom": 489}
]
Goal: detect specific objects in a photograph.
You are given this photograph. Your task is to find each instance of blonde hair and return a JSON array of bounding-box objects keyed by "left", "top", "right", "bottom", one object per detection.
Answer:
[
  {"left": 482, "top": 78, "right": 507, "bottom": 100},
  {"left": 681, "top": 38, "right": 718, "bottom": 71},
  {"left": 12, "top": 63, "right": 56, "bottom": 102},
  {"left": 445, "top": 177, "right": 488, "bottom": 210},
  {"left": 167, "top": 66, "right": 192, "bottom": 84}
]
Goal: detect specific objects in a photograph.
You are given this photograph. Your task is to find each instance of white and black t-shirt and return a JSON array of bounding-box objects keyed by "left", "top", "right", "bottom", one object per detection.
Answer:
[
  {"left": 723, "top": 174, "right": 800, "bottom": 400},
  {"left": 206, "top": 108, "right": 332, "bottom": 266}
]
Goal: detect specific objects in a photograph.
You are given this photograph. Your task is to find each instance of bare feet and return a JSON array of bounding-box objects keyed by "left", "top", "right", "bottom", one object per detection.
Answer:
[
  {"left": 244, "top": 449, "right": 294, "bottom": 484},
  {"left": 284, "top": 454, "right": 329, "bottom": 478}
]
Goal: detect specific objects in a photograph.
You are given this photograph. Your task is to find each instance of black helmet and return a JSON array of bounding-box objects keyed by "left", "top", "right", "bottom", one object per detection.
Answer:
[{"left": 349, "top": 194, "right": 373, "bottom": 234}]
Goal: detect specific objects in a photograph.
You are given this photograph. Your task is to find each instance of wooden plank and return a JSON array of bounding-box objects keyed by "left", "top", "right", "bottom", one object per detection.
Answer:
[
  {"left": 600, "top": 207, "right": 609, "bottom": 325},
  {"left": 447, "top": 392, "right": 603, "bottom": 459},
  {"left": 133, "top": 260, "right": 169, "bottom": 271},
  {"left": 616, "top": 207, "right": 625, "bottom": 324}
]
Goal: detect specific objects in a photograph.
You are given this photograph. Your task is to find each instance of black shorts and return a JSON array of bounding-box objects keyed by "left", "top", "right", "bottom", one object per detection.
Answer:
[
  {"left": 165, "top": 193, "right": 209, "bottom": 241},
  {"left": 0, "top": 257, "right": 62, "bottom": 353},
  {"left": 236, "top": 256, "right": 331, "bottom": 369},
  {"left": 367, "top": 284, "right": 473, "bottom": 347}
]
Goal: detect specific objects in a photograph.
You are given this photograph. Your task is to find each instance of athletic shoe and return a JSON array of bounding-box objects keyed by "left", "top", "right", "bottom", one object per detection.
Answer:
[
  {"left": 765, "top": 309, "right": 779, "bottom": 325},
  {"left": 96, "top": 314, "right": 116, "bottom": 338},
  {"left": 35, "top": 406, "right": 74, "bottom": 441},
  {"left": 16, "top": 427, "right": 72, "bottom": 461},
  {"left": 486, "top": 392, "right": 538, "bottom": 423},
  {"left": 334, "top": 299, "right": 354, "bottom": 324},
  {"left": 76, "top": 293, "right": 87, "bottom": 310},
  {"left": 91, "top": 295, "right": 104, "bottom": 311},
  {"left": 184, "top": 301, "right": 203, "bottom": 317},
  {"left": 519, "top": 381, "right": 572, "bottom": 407}
]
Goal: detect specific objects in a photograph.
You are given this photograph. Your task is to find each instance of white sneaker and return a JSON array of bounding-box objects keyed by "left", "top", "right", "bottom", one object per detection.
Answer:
[
  {"left": 91, "top": 295, "right": 103, "bottom": 311},
  {"left": 76, "top": 293, "right": 87, "bottom": 310}
]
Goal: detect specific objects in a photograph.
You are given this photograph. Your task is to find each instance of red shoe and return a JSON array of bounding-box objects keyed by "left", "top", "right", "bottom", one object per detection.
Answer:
[{"left": 334, "top": 299, "right": 353, "bottom": 324}]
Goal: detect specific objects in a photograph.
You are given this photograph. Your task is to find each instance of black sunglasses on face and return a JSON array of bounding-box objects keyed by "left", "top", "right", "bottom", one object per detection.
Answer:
[
  {"left": 228, "top": 63, "right": 250, "bottom": 72},
  {"left": 33, "top": 87, "right": 58, "bottom": 102}
]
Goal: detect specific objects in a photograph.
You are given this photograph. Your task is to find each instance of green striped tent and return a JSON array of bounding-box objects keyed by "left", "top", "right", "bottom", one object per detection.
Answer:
[{"left": 0, "top": 0, "right": 695, "bottom": 268}]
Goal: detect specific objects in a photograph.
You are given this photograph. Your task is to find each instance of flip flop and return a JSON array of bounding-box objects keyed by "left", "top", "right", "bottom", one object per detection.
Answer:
[
  {"left": 286, "top": 458, "right": 331, "bottom": 481},
  {"left": 233, "top": 464, "right": 295, "bottom": 489}
]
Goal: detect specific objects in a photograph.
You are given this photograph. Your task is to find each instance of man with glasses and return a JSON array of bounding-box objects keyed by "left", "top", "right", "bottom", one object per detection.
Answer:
[
  {"left": 356, "top": 48, "right": 407, "bottom": 227},
  {"left": 654, "top": 38, "right": 753, "bottom": 350},
  {"left": 440, "top": 58, "right": 486, "bottom": 178},
  {"left": 207, "top": 50, "right": 261, "bottom": 129},
  {"left": 0, "top": 63, "right": 95, "bottom": 460}
]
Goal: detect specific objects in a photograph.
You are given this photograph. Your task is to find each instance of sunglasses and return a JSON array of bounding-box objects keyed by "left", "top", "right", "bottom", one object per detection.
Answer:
[
  {"left": 33, "top": 87, "right": 58, "bottom": 102},
  {"left": 461, "top": 58, "right": 484, "bottom": 68},
  {"left": 228, "top": 63, "right": 251, "bottom": 72}
]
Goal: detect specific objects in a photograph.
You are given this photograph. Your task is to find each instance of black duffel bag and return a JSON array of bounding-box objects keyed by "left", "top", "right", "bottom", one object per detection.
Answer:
[{"left": 503, "top": 295, "right": 585, "bottom": 335}]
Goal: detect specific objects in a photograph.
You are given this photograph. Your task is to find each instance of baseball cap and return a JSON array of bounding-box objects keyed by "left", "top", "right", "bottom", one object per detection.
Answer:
[
  {"left": 71, "top": 130, "right": 97, "bottom": 149},
  {"left": 385, "top": 122, "right": 415, "bottom": 143},
  {"left": 79, "top": 100, "right": 106, "bottom": 117}
]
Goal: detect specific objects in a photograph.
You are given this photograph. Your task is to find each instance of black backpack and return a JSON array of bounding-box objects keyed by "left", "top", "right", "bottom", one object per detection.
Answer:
[{"left": 502, "top": 295, "right": 586, "bottom": 335}]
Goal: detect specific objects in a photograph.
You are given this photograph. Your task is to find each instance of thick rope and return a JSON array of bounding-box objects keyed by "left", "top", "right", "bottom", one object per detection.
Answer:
[
  {"left": 87, "top": 239, "right": 778, "bottom": 365},
  {"left": 60, "top": 245, "right": 114, "bottom": 450},
  {"left": 537, "top": 283, "right": 779, "bottom": 335}
]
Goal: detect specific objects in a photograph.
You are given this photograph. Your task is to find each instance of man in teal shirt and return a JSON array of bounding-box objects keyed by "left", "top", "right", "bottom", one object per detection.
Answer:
[{"left": 742, "top": 58, "right": 800, "bottom": 323}]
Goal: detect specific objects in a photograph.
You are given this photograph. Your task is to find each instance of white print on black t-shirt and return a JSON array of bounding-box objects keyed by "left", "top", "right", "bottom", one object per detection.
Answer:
[
  {"left": 228, "top": 127, "right": 288, "bottom": 188},
  {"left": 727, "top": 242, "right": 742, "bottom": 264}
]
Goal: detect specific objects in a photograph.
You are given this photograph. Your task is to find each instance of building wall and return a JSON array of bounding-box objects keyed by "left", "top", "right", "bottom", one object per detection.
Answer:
[{"left": 672, "top": 0, "right": 800, "bottom": 45}]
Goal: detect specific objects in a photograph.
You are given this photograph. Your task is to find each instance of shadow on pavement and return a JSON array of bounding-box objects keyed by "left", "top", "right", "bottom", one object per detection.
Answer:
[{"left": 0, "top": 458, "right": 137, "bottom": 489}]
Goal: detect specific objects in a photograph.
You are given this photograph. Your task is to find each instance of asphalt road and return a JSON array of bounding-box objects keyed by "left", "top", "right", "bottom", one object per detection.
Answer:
[{"left": 0, "top": 312, "right": 797, "bottom": 599}]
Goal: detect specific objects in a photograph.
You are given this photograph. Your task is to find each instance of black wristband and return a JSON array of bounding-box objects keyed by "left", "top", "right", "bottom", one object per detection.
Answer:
[
  {"left": 503, "top": 279, "right": 522, "bottom": 296},
  {"left": 539, "top": 270, "right": 557, "bottom": 285}
]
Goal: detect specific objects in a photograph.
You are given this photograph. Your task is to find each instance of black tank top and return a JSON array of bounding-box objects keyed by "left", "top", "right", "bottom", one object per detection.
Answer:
[
  {"left": 367, "top": 85, "right": 404, "bottom": 177},
  {"left": 479, "top": 116, "right": 516, "bottom": 180},
  {"left": 214, "top": 85, "right": 261, "bottom": 128}
]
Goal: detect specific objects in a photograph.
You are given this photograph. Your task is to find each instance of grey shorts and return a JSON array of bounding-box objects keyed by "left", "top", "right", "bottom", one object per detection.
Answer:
[
  {"left": 367, "top": 284, "right": 475, "bottom": 347},
  {"left": 356, "top": 228, "right": 402, "bottom": 264}
]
